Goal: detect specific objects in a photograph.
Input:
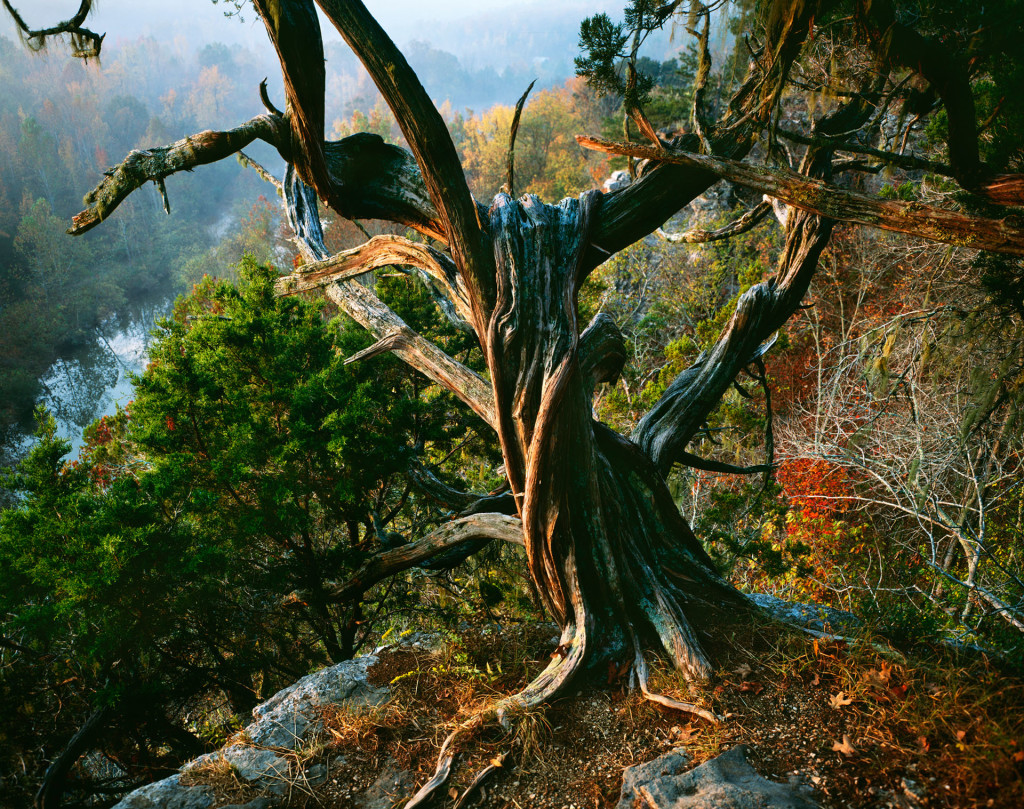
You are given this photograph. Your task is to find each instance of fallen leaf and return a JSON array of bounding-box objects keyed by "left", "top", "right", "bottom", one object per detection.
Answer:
[
  {"left": 956, "top": 729, "right": 967, "bottom": 742},
  {"left": 832, "top": 735, "right": 857, "bottom": 756},
  {"left": 862, "top": 667, "right": 891, "bottom": 688},
  {"left": 489, "top": 756, "right": 504, "bottom": 768},
  {"left": 448, "top": 787, "right": 459, "bottom": 800},
  {"left": 829, "top": 690, "right": 853, "bottom": 709},
  {"left": 1013, "top": 750, "right": 1024, "bottom": 763},
  {"left": 918, "top": 736, "right": 930, "bottom": 752},
  {"left": 739, "top": 681, "right": 764, "bottom": 695},
  {"left": 733, "top": 663, "right": 753, "bottom": 680},
  {"left": 889, "top": 682, "right": 909, "bottom": 700},
  {"left": 811, "top": 673, "right": 821, "bottom": 686}
]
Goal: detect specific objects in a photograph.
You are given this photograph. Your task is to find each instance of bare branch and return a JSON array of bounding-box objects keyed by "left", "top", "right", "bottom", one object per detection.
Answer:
[
  {"left": 676, "top": 452, "right": 775, "bottom": 476},
  {"left": 688, "top": 3, "right": 714, "bottom": 153},
  {"left": 578, "top": 136, "right": 1024, "bottom": 256},
  {"left": 2, "top": 0, "right": 103, "bottom": 59},
  {"left": 325, "top": 513, "right": 523, "bottom": 603},
  {"left": 276, "top": 234, "right": 472, "bottom": 325},
  {"left": 634, "top": 210, "right": 833, "bottom": 474},
  {"left": 776, "top": 127, "right": 952, "bottom": 176},
  {"left": 237, "top": 151, "right": 283, "bottom": 193},
  {"left": 251, "top": 0, "right": 329, "bottom": 194},
  {"left": 316, "top": 0, "right": 495, "bottom": 322},
  {"left": 505, "top": 80, "right": 536, "bottom": 197},
  {"left": 324, "top": 281, "right": 497, "bottom": 431},
  {"left": 656, "top": 200, "right": 772, "bottom": 244},
  {"left": 69, "top": 114, "right": 287, "bottom": 235}
]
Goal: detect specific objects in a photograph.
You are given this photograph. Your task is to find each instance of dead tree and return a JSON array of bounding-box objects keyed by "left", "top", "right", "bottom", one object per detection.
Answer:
[{"left": 16, "top": 0, "right": 1024, "bottom": 803}]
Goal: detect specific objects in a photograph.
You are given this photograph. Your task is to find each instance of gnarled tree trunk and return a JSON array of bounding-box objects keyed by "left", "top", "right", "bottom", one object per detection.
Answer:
[{"left": 485, "top": 191, "right": 746, "bottom": 679}]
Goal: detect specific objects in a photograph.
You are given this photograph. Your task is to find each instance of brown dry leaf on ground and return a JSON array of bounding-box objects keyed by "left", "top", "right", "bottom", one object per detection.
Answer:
[
  {"left": 832, "top": 735, "right": 857, "bottom": 756},
  {"left": 828, "top": 691, "right": 853, "bottom": 709}
]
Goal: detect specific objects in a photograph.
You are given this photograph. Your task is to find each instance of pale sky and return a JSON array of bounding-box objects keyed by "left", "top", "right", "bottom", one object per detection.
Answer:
[{"left": 2, "top": 1, "right": 623, "bottom": 55}]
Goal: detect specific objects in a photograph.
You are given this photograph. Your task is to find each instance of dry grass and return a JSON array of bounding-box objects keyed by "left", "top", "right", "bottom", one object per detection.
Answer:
[
  {"left": 651, "top": 615, "right": 1024, "bottom": 807},
  {"left": 179, "top": 618, "right": 1024, "bottom": 808}
]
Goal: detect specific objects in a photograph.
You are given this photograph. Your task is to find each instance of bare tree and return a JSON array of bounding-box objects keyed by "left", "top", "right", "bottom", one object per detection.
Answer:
[
  {"left": 779, "top": 237, "right": 1024, "bottom": 636},
  {"left": 13, "top": 0, "right": 1024, "bottom": 803}
]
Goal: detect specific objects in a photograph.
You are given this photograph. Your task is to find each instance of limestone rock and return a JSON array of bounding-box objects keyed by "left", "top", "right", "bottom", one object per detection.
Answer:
[
  {"left": 112, "top": 655, "right": 389, "bottom": 809},
  {"left": 111, "top": 774, "right": 214, "bottom": 809},
  {"left": 603, "top": 169, "right": 631, "bottom": 193},
  {"left": 619, "top": 750, "right": 691, "bottom": 805},
  {"left": 248, "top": 654, "right": 387, "bottom": 748},
  {"left": 617, "top": 745, "right": 819, "bottom": 809},
  {"left": 748, "top": 593, "right": 860, "bottom": 635}
]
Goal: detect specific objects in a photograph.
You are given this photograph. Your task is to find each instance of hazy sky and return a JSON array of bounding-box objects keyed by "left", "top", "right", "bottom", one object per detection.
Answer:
[{"left": 2, "top": 1, "right": 623, "bottom": 54}]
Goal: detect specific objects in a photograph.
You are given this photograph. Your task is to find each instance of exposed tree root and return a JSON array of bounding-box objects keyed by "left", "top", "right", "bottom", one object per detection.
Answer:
[
  {"left": 632, "top": 647, "right": 722, "bottom": 724},
  {"left": 402, "top": 620, "right": 588, "bottom": 808},
  {"left": 454, "top": 753, "right": 506, "bottom": 809}
]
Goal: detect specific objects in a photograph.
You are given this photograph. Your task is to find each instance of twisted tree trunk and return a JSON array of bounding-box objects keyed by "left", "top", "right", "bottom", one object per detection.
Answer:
[{"left": 485, "top": 191, "right": 745, "bottom": 679}]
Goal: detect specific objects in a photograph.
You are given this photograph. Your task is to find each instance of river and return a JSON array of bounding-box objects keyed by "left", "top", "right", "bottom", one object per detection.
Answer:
[{"left": 31, "top": 298, "right": 172, "bottom": 459}]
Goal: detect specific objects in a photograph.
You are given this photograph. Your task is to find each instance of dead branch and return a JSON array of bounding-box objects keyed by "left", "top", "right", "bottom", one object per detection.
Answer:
[
  {"left": 505, "top": 80, "right": 536, "bottom": 197},
  {"left": 324, "top": 281, "right": 497, "bottom": 430},
  {"left": 316, "top": 0, "right": 495, "bottom": 324},
  {"left": 70, "top": 114, "right": 287, "bottom": 235},
  {"left": 237, "top": 151, "right": 283, "bottom": 193},
  {"left": 776, "top": 127, "right": 952, "bottom": 176},
  {"left": 325, "top": 513, "right": 523, "bottom": 603},
  {"left": 276, "top": 234, "right": 472, "bottom": 325},
  {"left": 2, "top": 0, "right": 103, "bottom": 58},
  {"left": 657, "top": 200, "right": 772, "bottom": 244},
  {"left": 577, "top": 136, "right": 1024, "bottom": 256},
  {"left": 250, "top": 0, "right": 329, "bottom": 194}
]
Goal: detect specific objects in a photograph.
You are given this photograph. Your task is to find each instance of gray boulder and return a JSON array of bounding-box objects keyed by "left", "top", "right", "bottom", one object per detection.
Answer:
[
  {"left": 603, "top": 169, "right": 632, "bottom": 192},
  {"left": 617, "top": 745, "right": 819, "bottom": 809},
  {"left": 112, "top": 655, "right": 390, "bottom": 809},
  {"left": 110, "top": 774, "right": 214, "bottom": 809},
  {"left": 248, "top": 654, "right": 386, "bottom": 748}
]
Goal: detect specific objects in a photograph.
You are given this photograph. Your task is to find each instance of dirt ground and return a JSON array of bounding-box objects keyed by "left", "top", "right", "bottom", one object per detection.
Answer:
[{"left": 193, "top": 616, "right": 1024, "bottom": 809}]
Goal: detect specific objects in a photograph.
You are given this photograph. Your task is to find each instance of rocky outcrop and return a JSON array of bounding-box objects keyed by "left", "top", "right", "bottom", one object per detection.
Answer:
[
  {"left": 617, "top": 745, "right": 820, "bottom": 809},
  {"left": 112, "top": 655, "right": 388, "bottom": 809}
]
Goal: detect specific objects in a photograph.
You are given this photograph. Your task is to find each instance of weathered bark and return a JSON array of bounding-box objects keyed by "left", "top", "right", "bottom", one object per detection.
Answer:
[
  {"left": 578, "top": 136, "right": 1024, "bottom": 256},
  {"left": 636, "top": 211, "right": 833, "bottom": 474},
  {"left": 484, "top": 192, "right": 746, "bottom": 681},
  {"left": 657, "top": 200, "right": 773, "bottom": 245},
  {"left": 276, "top": 233, "right": 473, "bottom": 325},
  {"left": 323, "top": 280, "right": 497, "bottom": 430},
  {"left": 69, "top": 114, "right": 288, "bottom": 234}
]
